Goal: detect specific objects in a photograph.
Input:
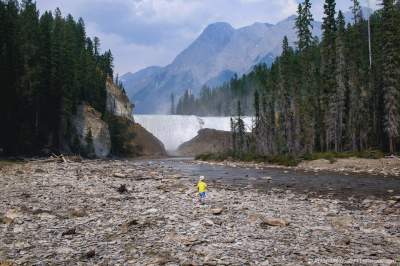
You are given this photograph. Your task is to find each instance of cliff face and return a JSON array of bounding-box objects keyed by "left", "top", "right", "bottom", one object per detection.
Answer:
[
  {"left": 70, "top": 79, "right": 166, "bottom": 158},
  {"left": 72, "top": 104, "right": 111, "bottom": 158},
  {"left": 177, "top": 128, "right": 231, "bottom": 156},
  {"left": 106, "top": 78, "right": 134, "bottom": 120},
  {"left": 131, "top": 123, "right": 167, "bottom": 156}
]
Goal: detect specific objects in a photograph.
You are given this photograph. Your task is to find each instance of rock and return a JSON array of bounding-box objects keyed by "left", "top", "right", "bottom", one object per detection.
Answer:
[
  {"left": 387, "top": 189, "right": 394, "bottom": 193},
  {"left": 34, "top": 168, "right": 46, "bottom": 173},
  {"left": 3, "top": 209, "right": 21, "bottom": 222},
  {"left": 329, "top": 216, "right": 353, "bottom": 229},
  {"left": 121, "top": 219, "right": 140, "bottom": 233},
  {"left": 69, "top": 208, "right": 87, "bottom": 218},
  {"left": 72, "top": 104, "right": 111, "bottom": 158},
  {"left": 260, "top": 217, "right": 289, "bottom": 227},
  {"left": 204, "top": 219, "right": 214, "bottom": 226},
  {"left": 0, "top": 214, "right": 13, "bottom": 225},
  {"left": 117, "top": 184, "right": 128, "bottom": 194},
  {"left": 211, "top": 208, "right": 223, "bottom": 215},
  {"left": 129, "top": 123, "right": 167, "bottom": 156},
  {"left": 0, "top": 261, "right": 14, "bottom": 266},
  {"left": 113, "top": 173, "right": 127, "bottom": 178},
  {"left": 263, "top": 176, "right": 272, "bottom": 181},
  {"left": 391, "top": 195, "right": 400, "bottom": 201},
  {"left": 62, "top": 228, "right": 76, "bottom": 236},
  {"left": 106, "top": 77, "right": 133, "bottom": 120},
  {"left": 84, "top": 250, "right": 96, "bottom": 259}
]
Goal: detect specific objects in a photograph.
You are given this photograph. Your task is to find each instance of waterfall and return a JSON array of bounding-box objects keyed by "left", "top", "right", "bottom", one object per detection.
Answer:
[{"left": 134, "top": 115, "right": 253, "bottom": 151}]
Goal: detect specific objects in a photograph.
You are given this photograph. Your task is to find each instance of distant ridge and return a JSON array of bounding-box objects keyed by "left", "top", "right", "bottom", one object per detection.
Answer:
[{"left": 122, "top": 7, "right": 370, "bottom": 114}]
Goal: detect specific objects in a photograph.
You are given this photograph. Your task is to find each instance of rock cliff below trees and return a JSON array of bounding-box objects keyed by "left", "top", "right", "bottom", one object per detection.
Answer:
[
  {"left": 72, "top": 104, "right": 111, "bottom": 158},
  {"left": 177, "top": 129, "right": 231, "bottom": 156},
  {"left": 70, "top": 79, "right": 165, "bottom": 158},
  {"left": 106, "top": 78, "right": 133, "bottom": 120}
]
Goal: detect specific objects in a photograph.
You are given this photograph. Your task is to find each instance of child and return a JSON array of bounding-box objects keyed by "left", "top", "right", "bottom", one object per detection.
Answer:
[{"left": 197, "top": 176, "right": 207, "bottom": 204}]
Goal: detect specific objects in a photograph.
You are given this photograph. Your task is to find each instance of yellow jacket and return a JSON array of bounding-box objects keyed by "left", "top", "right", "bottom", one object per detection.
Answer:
[{"left": 197, "top": 181, "right": 207, "bottom": 193}]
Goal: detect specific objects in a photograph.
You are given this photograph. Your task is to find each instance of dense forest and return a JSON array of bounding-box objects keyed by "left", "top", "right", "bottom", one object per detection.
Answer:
[
  {"left": 0, "top": 0, "right": 121, "bottom": 156},
  {"left": 177, "top": 0, "right": 400, "bottom": 155}
]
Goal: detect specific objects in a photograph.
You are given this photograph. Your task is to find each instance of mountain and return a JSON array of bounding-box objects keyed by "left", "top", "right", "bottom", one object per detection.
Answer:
[{"left": 122, "top": 16, "right": 325, "bottom": 113}]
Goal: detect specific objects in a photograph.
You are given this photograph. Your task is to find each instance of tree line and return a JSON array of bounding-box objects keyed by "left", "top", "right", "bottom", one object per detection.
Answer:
[
  {"left": 178, "top": 0, "right": 400, "bottom": 155},
  {"left": 0, "top": 0, "right": 116, "bottom": 156}
]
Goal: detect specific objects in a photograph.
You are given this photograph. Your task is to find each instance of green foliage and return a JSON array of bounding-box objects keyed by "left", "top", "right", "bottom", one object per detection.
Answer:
[
  {"left": 195, "top": 152, "right": 301, "bottom": 167},
  {"left": 0, "top": 1, "right": 114, "bottom": 156},
  {"left": 106, "top": 115, "right": 138, "bottom": 157},
  {"left": 84, "top": 128, "right": 95, "bottom": 158}
]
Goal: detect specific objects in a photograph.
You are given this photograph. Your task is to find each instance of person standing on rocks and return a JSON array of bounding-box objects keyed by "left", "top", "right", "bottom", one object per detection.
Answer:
[{"left": 197, "top": 176, "right": 207, "bottom": 204}]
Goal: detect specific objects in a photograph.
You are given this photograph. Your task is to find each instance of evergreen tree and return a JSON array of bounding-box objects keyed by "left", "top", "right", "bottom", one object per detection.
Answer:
[
  {"left": 85, "top": 128, "right": 95, "bottom": 157},
  {"left": 321, "top": 0, "right": 337, "bottom": 151},
  {"left": 0, "top": 2, "right": 116, "bottom": 156},
  {"left": 295, "top": 0, "right": 314, "bottom": 52},
  {"left": 253, "top": 90, "right": 260, "bottom": 131},
  {"left": 382, "top": 0, "right": 400, "bottom": 153},
  {"left": 351, "top": 0, "right": 363, "bottom": 23},
  {"left": 334, "top": 11, "right": 347, "bottom": 152},
  {"left": 236, "top": 101, "right": 246, "bottom": 156},
  {"left": 170, "top": 93, "right": 175, "bottom": 115}
]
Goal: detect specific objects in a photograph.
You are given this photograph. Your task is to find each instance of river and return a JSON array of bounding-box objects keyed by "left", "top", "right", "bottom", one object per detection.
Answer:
[{"left": 138, "top": 157, "right": 400, "bottom": 202}]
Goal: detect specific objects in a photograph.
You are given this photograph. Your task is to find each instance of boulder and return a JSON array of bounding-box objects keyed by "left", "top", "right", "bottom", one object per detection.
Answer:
[
  {"left": 260, "top": 217, "right": 289, "bottom": 227},
  {"left": 72, "top": 104, "right": 111, "bottom": 158},
  {"left": 211, "top": 208, "right": 223, "bottom": 215}
]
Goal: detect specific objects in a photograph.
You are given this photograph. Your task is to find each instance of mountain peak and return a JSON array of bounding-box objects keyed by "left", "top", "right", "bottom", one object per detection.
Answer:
[
  {"left": 123, "top": 14, "right": 323, "bottom": 113},
  {"left": 201, "top": 22, "right": 235, "bottom": 37}
]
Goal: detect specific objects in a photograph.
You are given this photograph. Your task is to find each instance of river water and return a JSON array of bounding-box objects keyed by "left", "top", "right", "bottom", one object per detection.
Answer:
[{"left": 138, "top": 158, "right": 400, "bottom": 202}]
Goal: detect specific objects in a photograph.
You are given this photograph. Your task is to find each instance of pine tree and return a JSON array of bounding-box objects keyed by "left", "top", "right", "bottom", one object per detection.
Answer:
[
  {"left": 382, "top": 0, "right": 400, "bottom": 153},
  {"left": 236, "top": 101, "right": 246, "bottom": 156},
  {"left": 280, "top": 36, "right": 296, "bottom": 153},
  {"left": 0, "top": 0, "right": 20, "bottom": 154},
  {"left": 253, "top": 90, "right": 260, "bottom": 132},
  {"left": 321, "top": 0, "right": 337, "bottom": 151},
  {"left": 230, "top": 117, "right": 237, "bottom": 153},
  {"left": 295, "top": 0, "right": 314, "bottom": 52},
  {"left": 334, "top": 11, "right": 347, "bottom": 152},
  {"left": 295, "top": 0, "right": 316, "bottom": 154},
  {"left": 170, "top": 93, "right": 175, "bottom": 115},
  {"left": 351, "top": 0, "right": 363, "bottom": 23},
  {"left": 85, "top": 128, "right": 95, "bottom": 158}
]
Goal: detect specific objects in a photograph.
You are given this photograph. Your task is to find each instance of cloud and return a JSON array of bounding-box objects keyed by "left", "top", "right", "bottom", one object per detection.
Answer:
[{"left": 35, "top": 0, "right": 379, "bottom": 75}]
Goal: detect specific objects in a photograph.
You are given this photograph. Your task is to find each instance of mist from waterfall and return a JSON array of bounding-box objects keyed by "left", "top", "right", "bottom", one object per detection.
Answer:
[{"left": 134, "top": 115, "right": 253, "bottom": 152}]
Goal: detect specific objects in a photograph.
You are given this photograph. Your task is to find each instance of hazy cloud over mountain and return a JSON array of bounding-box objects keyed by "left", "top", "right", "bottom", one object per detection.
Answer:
[{"left": 36, "top": 0, "right": 378, "bottom": 74}]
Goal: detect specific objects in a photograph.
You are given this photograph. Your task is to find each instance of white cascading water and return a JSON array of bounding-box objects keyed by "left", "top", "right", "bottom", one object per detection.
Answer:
[{"left": 134, "top": 115, "right": 253, "bottom": 152}]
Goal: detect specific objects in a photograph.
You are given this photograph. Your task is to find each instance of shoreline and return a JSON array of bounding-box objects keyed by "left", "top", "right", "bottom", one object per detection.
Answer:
[{"left": 194, "top": 156, "right": 400, "bottom": 178}]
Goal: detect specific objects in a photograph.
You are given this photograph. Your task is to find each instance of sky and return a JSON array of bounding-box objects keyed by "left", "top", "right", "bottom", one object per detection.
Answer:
[{"left": 35, "top": 0, "right": 379, "bottom": 75}]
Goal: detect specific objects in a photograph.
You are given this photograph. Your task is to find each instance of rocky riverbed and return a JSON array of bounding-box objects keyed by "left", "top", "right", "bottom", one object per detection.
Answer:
[
  {"left": 196, "top": 156, "right": 400, "bottom": 177},
  {"left": 0, "top": 159, "right": 399, "bottom": 265}
]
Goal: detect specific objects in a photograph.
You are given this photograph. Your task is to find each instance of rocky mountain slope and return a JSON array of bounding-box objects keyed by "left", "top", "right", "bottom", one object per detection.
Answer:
[{"left": 122, "top": 16, "right": 322, "bottom": 113}]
